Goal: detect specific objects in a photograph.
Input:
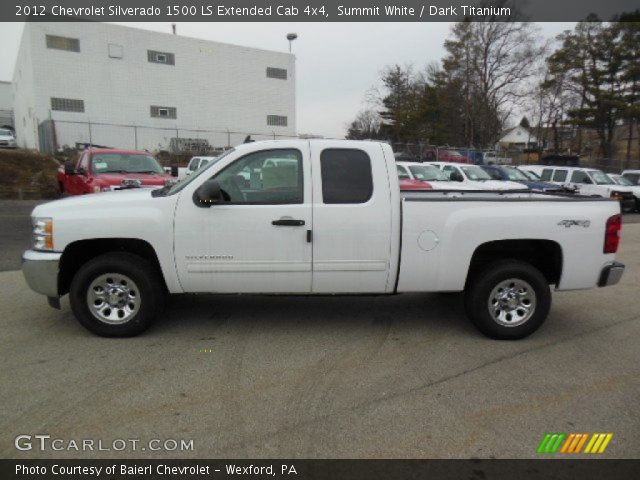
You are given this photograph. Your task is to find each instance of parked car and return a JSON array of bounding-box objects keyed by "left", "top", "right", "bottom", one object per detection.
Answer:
[
  {"left": 609, "top": 174, "right": 640, "bottom": 211},
  {"left": 423, "top": 148, "right": 470, "bottom": 163},
  {"left": 518, "top": 165, "right": 547, "bottom": 179},
  {"left": 394, "top": 151, "right": 418, "bottom": 162},
  {"left": 537, "top": 166, "right": 635, "bottom": 212},
  {"left": 399, "top": 178, "right": 433, "bottom": 190},
  {"left": 430, "top": 162, "right": 528, "bottom": 191},
  {"left": 24, "top": 139, "right": 624, "bottom": 340},
  {"left": 186, "top": 156, "right": 219, "bottom": 178},
  {"left": 481, "top": 165, "right": 564, "bottom": 193},
  {"left": 0, "top": 127, "right": 17, "bottom": 148},
  {"left": 621, "top": 169, "right": 640, "bottom": 186},
  {"left": 397, "top": 162, "right": 475, "bottom": 190},
  {"left": 58, "top": 148, "right": 176, "bottom": 196},
  {"left": 482, "top": 151, "right": 512, "bottom": 165}
]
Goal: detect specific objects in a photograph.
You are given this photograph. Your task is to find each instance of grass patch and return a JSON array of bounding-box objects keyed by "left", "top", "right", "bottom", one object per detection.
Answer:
[{"left": 0, "top": 149, "right": 61, "bottom": 199}]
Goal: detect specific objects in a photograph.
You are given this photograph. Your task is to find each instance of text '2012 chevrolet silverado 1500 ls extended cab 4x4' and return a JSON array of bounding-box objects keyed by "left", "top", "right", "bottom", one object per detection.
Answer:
[{"left": 23, "top": 140, "right": 625, "bottom": 339}]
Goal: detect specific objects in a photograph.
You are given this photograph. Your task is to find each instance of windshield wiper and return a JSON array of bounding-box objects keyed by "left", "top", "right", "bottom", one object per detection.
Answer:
[{"left": 151, "top": 185, "right": 171, "bottom": 197}]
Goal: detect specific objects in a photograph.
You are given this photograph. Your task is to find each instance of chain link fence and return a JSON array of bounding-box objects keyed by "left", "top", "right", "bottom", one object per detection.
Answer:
[{"left": 38, "top": 119, "right": 298, "bottom": 156}]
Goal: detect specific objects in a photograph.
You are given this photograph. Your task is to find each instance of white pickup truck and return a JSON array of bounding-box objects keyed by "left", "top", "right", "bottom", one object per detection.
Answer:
[{"left": 22, "top": 140, "right": 625, "bottom": 340}]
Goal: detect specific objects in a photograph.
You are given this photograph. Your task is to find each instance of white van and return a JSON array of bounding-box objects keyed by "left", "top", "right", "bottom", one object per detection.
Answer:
[{"left": 539, "top": 166, "right": 635, "bottom": 212}]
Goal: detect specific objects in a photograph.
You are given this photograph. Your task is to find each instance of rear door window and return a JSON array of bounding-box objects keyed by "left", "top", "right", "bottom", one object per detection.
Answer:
[
  {"left": 188, "top": 158, "right": 200, "bottom": 171},
  {"left": 623, "top": 173, "right": 640, "bottom": 185},
  {"left": 570, "top": 170, "right": 589, "bottom": 183},
  {"left": 552, "top": 169, "right": 568, "bottom": 182},
  {"left": 320, "top": 149, "right": 373, "bottom": 204},
  {"left": 540, "top": 169, "right": 553, "bottom": 181}
]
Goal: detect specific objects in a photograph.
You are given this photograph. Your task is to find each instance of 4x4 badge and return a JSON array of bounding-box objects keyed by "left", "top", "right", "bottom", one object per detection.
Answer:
[{"left": 558, "top": 220, "right": 591, "bottom": 228}]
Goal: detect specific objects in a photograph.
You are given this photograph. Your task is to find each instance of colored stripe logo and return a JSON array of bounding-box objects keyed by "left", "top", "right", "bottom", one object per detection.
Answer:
[{"left": 537, "top": 433, "right": 613, "bottom": 454}]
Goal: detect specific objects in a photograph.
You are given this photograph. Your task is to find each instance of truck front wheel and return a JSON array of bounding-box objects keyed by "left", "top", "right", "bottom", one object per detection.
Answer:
[
  {"left": 69, "top": 253, "right": 164, "bottom": 337},
  {"left": 464, "top": 260, "right": 551, "bottom": 339}
]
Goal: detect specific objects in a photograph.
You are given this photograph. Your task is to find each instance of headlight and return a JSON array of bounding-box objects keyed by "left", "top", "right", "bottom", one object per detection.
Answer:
[{"left": 33, "top": 217, "right": 54, "bottom": 251}]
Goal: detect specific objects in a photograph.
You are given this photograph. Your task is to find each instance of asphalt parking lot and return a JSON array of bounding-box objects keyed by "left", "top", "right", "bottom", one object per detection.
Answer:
[{"left": 0, "top": 200, "right": 639, "bottom": 459}]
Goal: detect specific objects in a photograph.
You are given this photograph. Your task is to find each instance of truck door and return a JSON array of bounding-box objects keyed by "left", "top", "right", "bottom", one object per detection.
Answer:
[
  {"left": 569, "top": 170, "right": 596, "bottom": 195},
  {"left": 310, "top": 141, "right": 395, "bottom": 293},
  {"left": 68, "top": 152, "right": 89, "bottom": 195},
  {"left": 173, "top": 143, "right": 313, "bottom": 293}
]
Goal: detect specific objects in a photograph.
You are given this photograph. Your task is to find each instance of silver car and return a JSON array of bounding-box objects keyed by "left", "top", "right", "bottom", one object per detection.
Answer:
[{"left": 0, "top": 128, "right": 17, "bottom": 148}]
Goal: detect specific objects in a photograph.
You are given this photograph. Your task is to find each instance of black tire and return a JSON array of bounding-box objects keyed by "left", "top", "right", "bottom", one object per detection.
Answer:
[
  {"left": 69, "top": 252, "right": 164, "bottom": 337},
  {"left": 464, "top": 260, "right": 551, "bottom": 340}
]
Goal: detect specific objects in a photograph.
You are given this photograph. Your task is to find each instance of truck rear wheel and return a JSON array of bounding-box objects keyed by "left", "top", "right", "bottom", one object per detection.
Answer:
[
  {"left": 464, "top": 260, "right": 551, "bottom": 339},
  {"left": 69, "top": 252, "right": 164, "bottom": 337}
]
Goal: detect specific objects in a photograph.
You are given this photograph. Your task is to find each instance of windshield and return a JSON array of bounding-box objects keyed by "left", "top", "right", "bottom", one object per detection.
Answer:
[
  {"left": 165, "top": 148, "right": 235, "bottom": 196},
  {"left": 589, "top": 170, "right": 615, "bottom": 185},
  {"left": 92, "top": 153, "right": 164, "bottom": 174},
  {"left": 0, "top": 128, "right": 13, "bottom": 136},
  {"left": 408, "top": 165, "right": 448, "bottom": 181},
  {"left": 613, "top": 175, "right": 633, "bottom": 186},
  {"left": 504, "top": 168, "right": 528, "bottom": 181},
  {"left": 520, "top": 169, "right": 540, "bottom": 181},
  {"left": 461, "top": 165, "right": 492, "bottom": 181}
]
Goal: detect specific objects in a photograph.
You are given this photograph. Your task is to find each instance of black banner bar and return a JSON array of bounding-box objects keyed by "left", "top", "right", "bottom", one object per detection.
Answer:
[
  {"left": 2, "top": 0, "right": 640, "bottom": 23},
  {"left": 2, "top": 459, "right": 640, "bottom": 480}
]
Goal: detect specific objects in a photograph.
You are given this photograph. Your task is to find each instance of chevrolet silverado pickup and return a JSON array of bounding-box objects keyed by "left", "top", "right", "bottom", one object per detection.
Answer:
[
  {"left": 58, "top": 148, "right": 176, "bottom": 195},
  {"left": 23, "top": 140, "right": 625, "bottom": 339}
]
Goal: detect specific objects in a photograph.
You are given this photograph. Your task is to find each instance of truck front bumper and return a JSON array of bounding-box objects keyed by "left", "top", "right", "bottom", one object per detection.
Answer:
[
  {"left": 22, "top": 250, "right": 61, "bottom": 300},
  {"left": 598, "top": 261, "right": 625, "bottom": 287}
]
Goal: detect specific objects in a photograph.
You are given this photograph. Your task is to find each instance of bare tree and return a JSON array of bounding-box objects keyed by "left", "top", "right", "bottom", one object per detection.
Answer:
[{"left": 442, "top": 3, "right": 547, "bottom": 147}]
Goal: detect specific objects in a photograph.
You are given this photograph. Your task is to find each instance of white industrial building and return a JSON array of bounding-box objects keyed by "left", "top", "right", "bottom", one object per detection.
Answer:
[{"left": 13, "top": 22, "right": 296, "bottom": 152}]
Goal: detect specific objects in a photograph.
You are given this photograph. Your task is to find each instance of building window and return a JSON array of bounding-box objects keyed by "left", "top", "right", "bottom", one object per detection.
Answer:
[
  {"left": 150, "top": 106, "right": 177, "bottom": 119},
  {"left": 46, "top": 35, "right": 80, "bottom": 52},
  {"left": 266, "top": 67, "right": 287, "bottom": 80},
  {"left": 147, "top": 50, "right": 175, "bottom": 65},
  {"left": 51, "top": 97, "right": 85, "bottom": 113},
  {"left": 108, "top": 44, "right": 123, "bottom": 59},
  {"left": 267, "top": 115, "right": 288, "bottom": 127}
]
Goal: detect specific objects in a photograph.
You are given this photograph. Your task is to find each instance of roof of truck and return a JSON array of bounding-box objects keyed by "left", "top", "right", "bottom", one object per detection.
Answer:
[{"left": 85, "top": 148, "right": 153, "bottom": 156}]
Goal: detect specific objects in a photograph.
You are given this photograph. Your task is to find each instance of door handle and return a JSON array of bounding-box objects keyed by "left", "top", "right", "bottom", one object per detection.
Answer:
[{"left": 272, "top": 219, "right": 305, "bottom": 226}]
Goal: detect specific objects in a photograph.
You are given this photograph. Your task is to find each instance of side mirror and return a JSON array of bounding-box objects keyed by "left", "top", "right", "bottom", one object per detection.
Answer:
[
  {"left": 64, "top": 162, "right": 76, "bottom": 176},
  {"left": 194, "top": 179, "right": 223, "bottom": 207},
  {"left": 583, "top": 177, "right": 593, "bottom": 184},
  {"left": 170, "top": 165, "right": 179, "bottom": 177}
]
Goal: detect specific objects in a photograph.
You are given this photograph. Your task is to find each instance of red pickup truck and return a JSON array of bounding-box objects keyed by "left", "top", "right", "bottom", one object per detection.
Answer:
[{"left": 58, "top": 148, "right": 176, "bottom": 196}]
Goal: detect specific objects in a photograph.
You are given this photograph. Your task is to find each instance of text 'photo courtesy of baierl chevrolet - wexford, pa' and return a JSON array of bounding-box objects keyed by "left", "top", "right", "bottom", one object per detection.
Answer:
[{"left": 0, "top": 1, "right": 639, "bottom": 479}]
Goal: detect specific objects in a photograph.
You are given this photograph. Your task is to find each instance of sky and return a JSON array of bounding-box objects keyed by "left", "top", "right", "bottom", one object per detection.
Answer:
[{"left": 0, "top": 22, "right": 574, "bottom": 138}]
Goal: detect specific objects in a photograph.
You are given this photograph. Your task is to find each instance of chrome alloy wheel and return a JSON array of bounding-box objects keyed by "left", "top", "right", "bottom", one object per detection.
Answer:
[
  {"left": 87, "top": 273, "right": 140, "bottom": 324},
  {"left": 488, "top": 278, "right": 536, "bottom": 327}
]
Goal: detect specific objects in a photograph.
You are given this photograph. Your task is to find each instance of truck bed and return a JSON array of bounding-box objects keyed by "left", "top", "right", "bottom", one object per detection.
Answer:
[{"left": 401, "top": 190, "right": 612, "bottom": 202}]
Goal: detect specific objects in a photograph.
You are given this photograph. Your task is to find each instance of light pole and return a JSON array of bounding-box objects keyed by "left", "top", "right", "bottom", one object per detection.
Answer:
[{"left": 286, "top": 33, "right": 298, "bottom": 53}]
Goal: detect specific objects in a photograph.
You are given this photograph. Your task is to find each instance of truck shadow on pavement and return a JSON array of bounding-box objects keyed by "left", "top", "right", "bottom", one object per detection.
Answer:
[{"left": 148, "top": 292, "right": 476, "bottom": 338}]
